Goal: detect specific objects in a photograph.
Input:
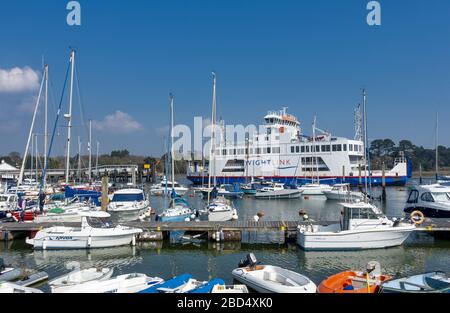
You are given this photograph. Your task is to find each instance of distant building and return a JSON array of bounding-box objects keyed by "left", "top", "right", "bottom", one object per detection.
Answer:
[{"left": 0, "top": 160, "right": 19, "bottom": 180}]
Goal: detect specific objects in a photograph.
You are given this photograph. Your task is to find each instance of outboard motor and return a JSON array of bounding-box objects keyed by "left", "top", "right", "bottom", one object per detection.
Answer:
[
  {"left": 238, "top": 253, "right": 258, "bottom": 268},
  {"left": 366, "top": 261, "right": 382, "bottom": 279}
]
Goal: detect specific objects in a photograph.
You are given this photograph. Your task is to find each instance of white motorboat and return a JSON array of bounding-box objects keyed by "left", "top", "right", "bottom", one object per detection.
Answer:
[
  {"left": 49, "top": 267, "right": 114, "bottom": 293},
  {"left": 404, "top": 184, "right": 450, "bottom": 218},
  {"left": 297, "top": 183, "right": 332, "bottom": 196},
  {"left": 254, "top": 186, "right": 303, "bottom": 199},
  {"left": 206, "top": 196, "right": 238, "bottom": 222},
  {"left": 323, "top": 183, "right": 363, "bottom": 201},
  {"left": 107, "top": 189, "right": 150, "bottom": 222},
  {"left": 150, "top": 179, "right": 189, "bottom": 197},
  {"left": 26, "top": 211, "right": 142, "bottom": 250},
  {"left": 297, "top": 202, "right": 416, "bottom": 250},
  {"left": 56, "top": 273, "right": 164, "bottom": 293},
  {"left": 211, "top": 285, "right": 249, "bottom": 293},
  {"left": 0, "top": 282, "right": 43, "bottom": 293},
  {"left": 231, "top": 254, "right": 317, "bottom": 293},
  {"left": 259, "top": 183, "right": 285, "bottom": 193},
  {"left": 0, "top": 194, "right": 17, "bottom": 211},
  {"left": 0, "top": 258, "right": 21, "bottom": 282}
]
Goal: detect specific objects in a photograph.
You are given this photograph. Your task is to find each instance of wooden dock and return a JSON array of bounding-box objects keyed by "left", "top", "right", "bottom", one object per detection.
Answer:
[{"left": 1, "top": 218, "right": 449, "bottom": 242}]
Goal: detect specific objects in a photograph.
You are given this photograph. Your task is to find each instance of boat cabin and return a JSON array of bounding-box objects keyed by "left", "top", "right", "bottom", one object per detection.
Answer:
[
  {"left": 80, "top": 211, "right": 116, "bottom": 229},
  {"left": 111, "top": 189, "right": 145, "bottom": 202},
  {"left": 340, "top": 202, "right": 385, "bottom": 231}
]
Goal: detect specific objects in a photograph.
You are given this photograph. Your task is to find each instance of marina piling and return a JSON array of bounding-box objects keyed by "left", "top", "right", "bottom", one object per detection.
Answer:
[
  {"left": 101, "top": 175, "right": 109, "bottom": 211},
  {"left": 381, "top": 162, "right": 386, "bottom": 202}
]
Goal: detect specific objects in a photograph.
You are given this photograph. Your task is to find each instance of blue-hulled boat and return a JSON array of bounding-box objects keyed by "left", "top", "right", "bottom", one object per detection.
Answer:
[
  {"left": 380, "top": 271, "right": 450, "bottom": 293},
  {"left": 157, "top": 198, "right": 195, "bottom": 222},
  {"left": 139, "top": 274, "right": 192, "bottom": 293}
]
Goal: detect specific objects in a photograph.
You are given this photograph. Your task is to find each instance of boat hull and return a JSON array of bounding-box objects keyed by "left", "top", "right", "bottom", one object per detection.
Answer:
[
  {"left": 297, "top": 226, "right": 415, "bottom": 251},
  {"left": 254, "top": 189, "right": 302, "bottom": 199}
]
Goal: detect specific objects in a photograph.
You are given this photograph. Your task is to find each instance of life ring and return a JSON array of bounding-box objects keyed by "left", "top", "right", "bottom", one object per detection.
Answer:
[{"left": 410, "top": 210, "right": 425, "bottom": 225}]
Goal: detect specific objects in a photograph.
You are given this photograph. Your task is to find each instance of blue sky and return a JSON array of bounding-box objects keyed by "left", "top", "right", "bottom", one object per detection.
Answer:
[{"left": 0, "top": 0, "right": 449, "bottom": 157}]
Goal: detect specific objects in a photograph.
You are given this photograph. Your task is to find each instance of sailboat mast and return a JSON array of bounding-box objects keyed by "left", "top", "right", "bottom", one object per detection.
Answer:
[
  {"left": 207, "top": 72, "right": 217, "bottom": 204},
  {"left": 96, "top": 141, "right": 99, "bottom": 178},
  {"left": 312, "top": 116, "right": 317, "bottom": 183},
  {"left": 18, "top": 74, "right": 45, "bottom": 186},
  {"left": 362, "top": 89, "right": 369, "bottom": 202},
  {"left": 89, "top": 119, "right": 92, "bottom": 182},
  {"left": 30, "top": 134, "right": 34, "bottom": 179},
  {"left": 170, "top": 94, "right": 175, "bottom": 208},
  {"left": 65, "top": 50, "right": 76, "bottom": 184},
  {"left": 436, "top": 112, "right": 439, "bottom": 180},
  {"left": 35, "top": 134, "right": 38, "bottom": 181},
  {"left": 77, "top": 136, "right": 81, "bottom": 182},
  {"left": 44, "top": 65, "right": 48, "bottom": 177}
]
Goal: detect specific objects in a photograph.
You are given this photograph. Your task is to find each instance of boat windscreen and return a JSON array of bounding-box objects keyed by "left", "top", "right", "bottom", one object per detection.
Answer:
[
  {"left": 432, "top": 192, "right": 450, "bottom": 202},
  {"left": 112, "top": 193, "right": 144, "bottom": 202},
  {"left": 87, "top": 217, "right": 116, "bottom": 229}
]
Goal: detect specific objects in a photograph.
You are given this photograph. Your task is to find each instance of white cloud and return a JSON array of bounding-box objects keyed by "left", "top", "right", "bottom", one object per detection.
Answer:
[
  {"left": 0, "top": 67, "right": 40, "bottom": 93},
  {"left": 94, "top": 111, "right": 143, "bottom": 134}
]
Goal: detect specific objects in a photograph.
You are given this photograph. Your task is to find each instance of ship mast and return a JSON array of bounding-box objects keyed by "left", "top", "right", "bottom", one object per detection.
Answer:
[
  {"left": 207, "top": 72, "right": 217, "bottom": 204},
  {"left": 170, "top": 93, "right": 175, "bottom": 209},
  {"left": 436, "top": 112, "right": 439, "bottom": 180},
  {"left": 65, "top": 50, "right": 76, "bottom": 184}
]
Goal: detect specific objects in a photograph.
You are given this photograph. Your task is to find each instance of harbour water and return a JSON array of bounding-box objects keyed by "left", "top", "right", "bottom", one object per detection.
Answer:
[{"left": 1, "top": 178, "right": 449, "bottom": 293}]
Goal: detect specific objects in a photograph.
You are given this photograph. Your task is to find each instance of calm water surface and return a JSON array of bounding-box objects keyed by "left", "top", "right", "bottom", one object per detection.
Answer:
[{"left": 1, "top": 179, "right": 449, "bottom": 293}]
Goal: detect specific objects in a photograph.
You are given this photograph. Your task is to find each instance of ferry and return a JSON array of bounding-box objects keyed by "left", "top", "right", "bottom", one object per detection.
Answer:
[{"left": 187, "top": 108, "right": 412, "bottom": 187}]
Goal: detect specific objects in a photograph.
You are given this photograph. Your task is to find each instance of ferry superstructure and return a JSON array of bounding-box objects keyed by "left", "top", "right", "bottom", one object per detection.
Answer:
[{"left": 187, "top": 108, "right": 412, "bottom": 187}]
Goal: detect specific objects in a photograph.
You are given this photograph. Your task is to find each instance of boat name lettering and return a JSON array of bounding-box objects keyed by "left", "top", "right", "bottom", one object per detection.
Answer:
[
  {"left": 246, "top": 160, "right": 291, "bottom": 166},
  {"left": 52, "top": 236, "right": 73, "bottom": 241}
]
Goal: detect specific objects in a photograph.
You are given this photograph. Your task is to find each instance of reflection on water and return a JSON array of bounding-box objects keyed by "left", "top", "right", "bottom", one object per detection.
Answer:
[{"left": 1, "top": 182, "right": 449, "bottom": 292}]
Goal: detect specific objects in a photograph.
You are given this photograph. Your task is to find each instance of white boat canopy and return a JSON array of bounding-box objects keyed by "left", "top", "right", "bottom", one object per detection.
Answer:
[{"left": 79, "top": 211, "right": 111, "bottom": 218}]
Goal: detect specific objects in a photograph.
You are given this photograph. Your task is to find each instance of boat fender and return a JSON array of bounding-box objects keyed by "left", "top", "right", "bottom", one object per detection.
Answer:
[
  {"left": 410, "top": 211, "right": 425, "bottom": 225},
  {"left": 42, "top": 239, "right": 47, "bottom": 250},
  {"left": 87, "top": 236, "right": 92, "bottom": 248},
  {"left": 132, "top": 235, "right": 136, "bottom": 246}
]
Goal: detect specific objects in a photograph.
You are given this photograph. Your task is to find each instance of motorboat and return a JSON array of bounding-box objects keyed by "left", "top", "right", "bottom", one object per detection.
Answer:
[
  {"left": 49, "top": 268, "right": 114, "bottom": 293},
  {"left": 404, "top": 184, "right": 450, "bottom": 218},
  {"left": 297, "top": 202, "right": 416, "bottom": 250},
  {"left": 107, "top": 189, "right": 150, "bottom": 222},
  {"left": 205, "top": 196, "right": 238, "bottom": 222},
  {"left": 254, "top": 184, "right": 303, "bottom": 199},
  {"left": 150, "top": 179, "right": 189, "bottom": 197},
  {"left": 34, "top": 197, "right": 100, "bottom": 223},
  {"left": 323, "top": 183, "right": 363, "bottom": 201},
  {"left": 0, "top": 282, "right": 43, "bottom": 293},
  {"left": 297, "top": 183, "right": 332, "bottom": 196},
  {"left": 0, "top": 193, "right": 17, "bottom": 213},
  {"left": 216, "top": 184, "right": 244, "bottom": 199},
  {"left": 231, "top": 254, "right": 317, "bottom": 293},
  {"left": 0, "top": 259, "right": 22, "bottom": 282},
  {"left": 56, "top": 273, "right": 164, "bottom": 293},
  {"left": 158, "top": 198, "right": 195, "bottom": 222},
  {"left": 318, "top": 261, "right": 391, "bottom": 293},
  {"left": 380, "top": 271, "right": 450, "bottom": 293},
  {"left": 26, "top": 211, "right": 142, "bottom": 250},
  {"left": 241, "top": 184, "right": 257, "bottom": 195},
  {"left": 211, "top": 285, "right": 250, "bottom": 293}
]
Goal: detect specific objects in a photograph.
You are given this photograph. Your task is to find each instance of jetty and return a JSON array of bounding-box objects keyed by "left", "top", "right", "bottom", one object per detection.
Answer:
[{"left": 1, "top": 218, "right": 449, "bottom": 243}]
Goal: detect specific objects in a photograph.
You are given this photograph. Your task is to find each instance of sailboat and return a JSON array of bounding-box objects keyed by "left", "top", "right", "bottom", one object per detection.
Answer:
[
  {"left": 158, "top": 94, "right": 195, "bottom": 222},
  {"left": 297, "top": 117, "right": 332, "bottom": 196},
  {"left": 203, "top": 72, "right": 238, "bottom": 222}
]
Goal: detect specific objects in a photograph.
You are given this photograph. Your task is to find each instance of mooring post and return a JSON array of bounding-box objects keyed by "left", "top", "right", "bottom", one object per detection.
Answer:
[
  {"left": 381, "top": 161, "right": 386, "bottom": 202},
  {"left": 101, "top": 175, "right": 109, "bottom": 211}
]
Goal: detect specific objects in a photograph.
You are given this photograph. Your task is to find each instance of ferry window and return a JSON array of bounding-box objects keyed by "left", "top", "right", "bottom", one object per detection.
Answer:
[
  {"left": 301, "top": 146, "right": 305, "bottom": 153},
  {"left": 326, "top": 145, "right": 331, "bottom": 152},
  {"left": 265, "top": 137, "right": 269, "bottom": 141},
  {"left": 337, "top": 145, "right": 342, "bottom": 152},
  {"left": 291, "top": 146, "right": 295, "bottom": 153},
  {"left": 267, "top": 147, "right": 271, "bottom": 154},
  {"left": 273, "top": 147, "right": 280, "bottom": 153},
  {"left": 275, "top": 136, "right": 280, "bottom": 140},
  {"left": 332, "top": 145, "right": 337, "bottom": 151},
  {"left": 256, "top": 148, "right": 261, "bottom": 154},
  {"left": 296, "top": 146, "right": 300, "bottom": 153},
  {"left": 245, "top": 148, "right": 249, "bottom": 155},
  {"left": 222, "top": 149, "right": 227, "bottom": 155},
  {"left": 250, "top": 148, "right": 253, "bottom": 154},
  {"left": 343, "top": 144, "right": 347, "bottom": 151},
  {"left": 306, "top": 146, "right": 310, "bottom": 153},
  {"left": 349, "top": 145, "right": 353, "bottom": 151},
  {"left": 420, "top": 192, "right": 434, "bottom": 202},
  {"left": 234, "top": 149, "right": 237, "bottom": 155},
  {"left": 407, "top": 190, "right": 419, "bottom": 203},
  {"left": 216, "top": 149, "right": 221, "bottom": 155},
  {"left": 321, "top": 145, "right": 326, "bottom": 152}
]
